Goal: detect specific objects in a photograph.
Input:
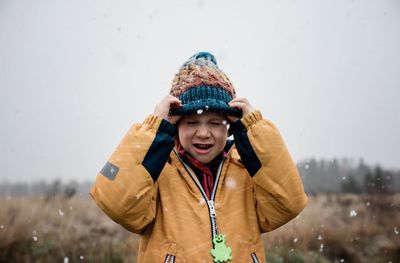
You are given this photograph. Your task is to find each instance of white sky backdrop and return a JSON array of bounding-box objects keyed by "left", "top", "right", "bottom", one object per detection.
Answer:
[{"left": 1, "top": 0, "right": 399, "bottom": 182}]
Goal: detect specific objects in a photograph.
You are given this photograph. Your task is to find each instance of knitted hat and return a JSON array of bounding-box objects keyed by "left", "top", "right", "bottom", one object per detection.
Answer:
[{"left": 169, "top": 52, "right": 243, "bottom": 118}]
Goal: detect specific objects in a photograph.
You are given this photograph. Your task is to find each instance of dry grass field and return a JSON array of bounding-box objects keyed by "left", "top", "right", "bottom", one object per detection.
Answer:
[{"left": 0, "top": 194, "right": 399, "bottom": 263}]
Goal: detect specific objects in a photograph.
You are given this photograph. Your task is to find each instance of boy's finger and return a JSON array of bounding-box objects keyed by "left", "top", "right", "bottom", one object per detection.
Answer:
[
  {"left": 170, "top": 99, "right": 182, "bottom": 108},
  {"left": 168, "top": 96, "right": 181, "bottom": 105},
  {"left": 229, "top": 101, "right": 245, "bottom": 109},
  {"left": 231, "top": 97, "right": 250, "bottom": 105}
]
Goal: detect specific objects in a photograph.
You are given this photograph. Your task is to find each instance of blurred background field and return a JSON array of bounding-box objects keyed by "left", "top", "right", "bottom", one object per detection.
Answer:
[
  {"left": 2, "top": 0, "right": 400, "bottom": 262},
  {"left": 1, "top": 193, "right": 399, "bottom": 262},
  {"left": 1, "top": 159, "right": 399, "bottom": 262}
]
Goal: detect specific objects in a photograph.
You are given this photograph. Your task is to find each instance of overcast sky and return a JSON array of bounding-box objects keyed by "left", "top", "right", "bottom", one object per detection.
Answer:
[{"left": 1, "top": 0, "right": 399, "bottom": 182}]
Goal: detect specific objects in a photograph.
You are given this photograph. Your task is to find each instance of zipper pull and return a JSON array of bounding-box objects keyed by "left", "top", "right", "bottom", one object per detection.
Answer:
[{"left": 208, "top": 200, "right": 216, "bottom": 218}]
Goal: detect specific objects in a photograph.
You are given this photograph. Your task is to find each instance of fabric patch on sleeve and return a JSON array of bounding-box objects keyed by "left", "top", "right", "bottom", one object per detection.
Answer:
[{"left": 100, "top": 162, "right": 119, "bottom": 180}]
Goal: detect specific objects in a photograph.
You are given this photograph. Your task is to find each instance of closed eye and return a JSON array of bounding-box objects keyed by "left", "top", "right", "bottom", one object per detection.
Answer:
[
  {"left": 210, "top": 122, "right": 223, "bottom": 126},
  {"left": 186, "top": 121, "right": 198, "bottom": 125}
]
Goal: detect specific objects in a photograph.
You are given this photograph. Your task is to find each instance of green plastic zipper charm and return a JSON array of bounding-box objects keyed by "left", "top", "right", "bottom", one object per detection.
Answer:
[{"left": 210, "top": 234, "right": 233, "bottom": 262}]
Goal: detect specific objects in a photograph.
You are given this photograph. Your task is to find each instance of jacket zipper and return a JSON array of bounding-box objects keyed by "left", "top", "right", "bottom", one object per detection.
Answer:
[
  {"left": 164, "top": 254, "right": 175, "bottom": 263},
  {"left": 174, "top": 149, "right": 224, "bottom": 238},
  {"left": 250, "top": 252, "right": 260, "bottom": 263}
]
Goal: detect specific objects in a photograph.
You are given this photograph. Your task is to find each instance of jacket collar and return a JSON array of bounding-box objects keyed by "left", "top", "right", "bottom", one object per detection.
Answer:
[{"left": 170, "top": 140, "right": 234, "bottom": 199}]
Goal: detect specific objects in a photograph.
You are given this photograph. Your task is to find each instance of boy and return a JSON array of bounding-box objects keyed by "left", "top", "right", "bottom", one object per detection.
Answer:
[{"left": 90, "top": 52, "right": 308, "bottom": 263}]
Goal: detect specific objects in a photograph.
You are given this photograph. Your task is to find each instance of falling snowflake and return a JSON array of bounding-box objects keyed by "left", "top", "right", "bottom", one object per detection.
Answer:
[
  {"left": 205, "top": 105, "right": 209, "bottom": 110},
  {"left": 199, "top": 198, "right": 206, "bottom": 205},
  {"left": 0, "top": 225, "right": 4, "bottom": 229},
  {"left": 58, "top": 209, "right": 64, "bottom": 216},
  {"left": 197, "top": 109, "right": 203, "bottom": 115},
  {"left": 342, "top": 176, "right": 346, "bottom": 180},
  {"left": 319, "top": 244, "right": 324, "bottom": 252},
  {"left": 340, "top": 259, "right": 345, "bottom": 262},
  {"left": 394, "top": 227, "right": 399, "bottom": 235},
  {"left": 366, "top": 202, "right": 370, "bottom": 206},
  {"left": 293, "top": 238, "right": 298, "bottom": 243},
  {"left": 225, "top": 178, "right": 236, "bottom": 189},
  {"left": 222, "top": 120, "right": 228, "bottom": 125},
  {"left": 64, "top": 257, "right": 69, "bottom": 263},
  {"left": 317, "top": 235, "right": 323, "bottom": 240},
  {"left": 304, "top": 164, "right": 310, "bottom": 170},
  {"left": 349, "top": 210, "right": 357, "bottom": 217},
  {"left": 80, "top": 256, "right": 84, "bottom": 260},
  {"left": 32, "top": 236, "right": 38, "bottom": 241}
]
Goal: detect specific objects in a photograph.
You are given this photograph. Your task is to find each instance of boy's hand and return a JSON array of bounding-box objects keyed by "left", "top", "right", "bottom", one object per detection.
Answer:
[
  {"left": 154, "top": 95, "right": 182, "bottom": 124},
  {"left": 227, "top": 98, "right": 255, "bottom": 122}
]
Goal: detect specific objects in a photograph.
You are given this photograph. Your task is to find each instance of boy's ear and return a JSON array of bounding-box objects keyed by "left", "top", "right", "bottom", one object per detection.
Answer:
[
  {"left": 226, "top": 115, "right": 240, "bottom": 123},
  {"left": 173, "top": 130, "right": 179, "bottom": 145}
]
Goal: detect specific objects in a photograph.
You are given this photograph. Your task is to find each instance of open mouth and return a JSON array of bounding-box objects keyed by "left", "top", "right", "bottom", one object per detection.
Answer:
[{"left": 193, "top": 144, "right": 213, "bottom": 150}]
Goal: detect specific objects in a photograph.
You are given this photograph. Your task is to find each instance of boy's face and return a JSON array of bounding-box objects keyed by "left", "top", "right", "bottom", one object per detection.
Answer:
[{"left": 178, "top": 112, "right": 229, "bottom": 164}]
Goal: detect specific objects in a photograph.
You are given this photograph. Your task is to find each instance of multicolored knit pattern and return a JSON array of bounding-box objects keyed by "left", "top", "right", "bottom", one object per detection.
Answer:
[{"left": 169, "top": 52, "right": 242, "bottom": 117}]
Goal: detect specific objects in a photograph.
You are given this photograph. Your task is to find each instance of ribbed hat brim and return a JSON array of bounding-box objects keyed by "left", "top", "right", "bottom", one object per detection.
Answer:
[{"left": 169, "top": 98, "right": 243, "bottom": 117}]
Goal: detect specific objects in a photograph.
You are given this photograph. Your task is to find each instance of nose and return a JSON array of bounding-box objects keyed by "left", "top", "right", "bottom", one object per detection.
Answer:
[{"left": 195, "top": 124, "right": 211, "bottom": 138}]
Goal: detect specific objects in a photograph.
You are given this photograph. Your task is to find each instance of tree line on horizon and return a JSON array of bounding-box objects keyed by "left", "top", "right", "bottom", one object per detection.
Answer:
[
  {"left": 0, "top": 157, "right": 399, "bottom": 197},
  {"left": 298, "top": 157, "right": 400, "bottom": 194}
]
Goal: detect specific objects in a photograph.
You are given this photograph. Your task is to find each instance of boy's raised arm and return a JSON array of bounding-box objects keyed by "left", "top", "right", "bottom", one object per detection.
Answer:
[
  {"left": 231, "top": 110, "right": 308, "bottom": 233},
  {"left": 90, "top": 114, "right": 175, "bottom": 234}
]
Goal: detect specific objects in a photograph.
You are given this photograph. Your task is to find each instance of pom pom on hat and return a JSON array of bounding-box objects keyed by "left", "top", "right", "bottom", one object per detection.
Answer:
[
  {"left": 184, "top": 51, "right": 218, "bottom": 66},
  {"left": 169, "top": 52, "right": 242, "bottom": 117}
]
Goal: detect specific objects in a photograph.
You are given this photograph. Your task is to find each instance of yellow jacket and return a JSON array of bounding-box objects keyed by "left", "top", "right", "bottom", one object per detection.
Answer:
[{"left": 90, "top": 111, "right": 308, "bottom": 263}]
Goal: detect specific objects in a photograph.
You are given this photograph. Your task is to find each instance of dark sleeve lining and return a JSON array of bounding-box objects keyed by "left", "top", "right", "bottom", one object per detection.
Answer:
[
  {"left": 142, "top": 119, "right": 176, "bottom": 181},
  {"left": 230, "top": 119, "right": 262, "bottom": 177},
  {"left": 158, "top": 119, "right": 176, "bottom": 137}
]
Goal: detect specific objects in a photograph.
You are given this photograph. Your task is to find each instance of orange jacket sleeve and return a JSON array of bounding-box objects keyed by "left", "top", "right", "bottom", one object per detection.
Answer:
[
  {"left": 90, "top": 115, "right": 175, "bottom": 234},
  {"left": 232, "top": 111, "right": 308, "bottom": 232}
]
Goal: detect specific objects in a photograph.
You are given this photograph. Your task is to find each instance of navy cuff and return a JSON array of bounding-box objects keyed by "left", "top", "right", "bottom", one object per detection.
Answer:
[{"left": 159, "top": 119, "right": 176, "bottom": 137}]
